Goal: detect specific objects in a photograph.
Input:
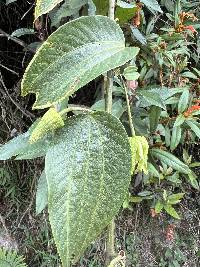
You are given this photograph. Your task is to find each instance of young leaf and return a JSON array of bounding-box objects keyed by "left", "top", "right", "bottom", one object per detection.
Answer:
[
  {"left": 178, "top": 89, "right": 189, "bottom": 114},
  {"left": 22, "top": 16, "right": 139, "bottom": 109},
  {"left": 164, "top": 204, "right": 180, "bottom": 219},
  {"left": 36, "top": 171, "right": 48, "bottom": 215},
  {"left": 170, "top": 126, "right": 182, "bottom": 151},
  {"left": 29, "top": 108, "right": 64, "bottom": 143},
  {"left": 123, "top": 66, "right": 140, "bottom": 80},
  {"left": 151, "top": 148, "right": 190, "bottom": 174},
  {"left": 45, "top": 112, "right": 132, "bottom": 266}
]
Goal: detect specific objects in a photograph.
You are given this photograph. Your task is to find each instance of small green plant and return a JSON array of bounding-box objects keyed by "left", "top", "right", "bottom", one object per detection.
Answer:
[{"left": 0, "top": 248, "right": 27, "bottom": 267}]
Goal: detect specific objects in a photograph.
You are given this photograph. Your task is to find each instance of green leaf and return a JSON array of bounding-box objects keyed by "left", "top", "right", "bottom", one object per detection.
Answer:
[
  {"left": 116, "top": 0, "right": 136, "bottom": 8},
  {"left": 130, "top": 26, "right": 147, "bottom": 45},
  {"left": 22, "top": 16, "right": 139, "bottom": 109},
  {"left": 123, "top": 66, "right": 140, "bottom": 80},
  {"left": 164, "top": 204, "right": 180, "bottom": 219},
  {"left": 186, "top": 120, "right": 200, "bottom": 139},
  {"left": 151, "top": 148, "right": 190, "bottom": 174},
  {"left": 11, "top": 28, "right": 35, "bottom": 37},
  {"left": 30, "top": 108, "right": 64, "bottom": 143},
  {"left": 6, "top": 0, "right": 17, "bottom": 4},
  {"left": 45, "top": 112, "right": 132, "bottom": 266},
  {"left": 0, "top": 248, "right": 27, "bottom": 267},
  {"left": 165, "top": 126, "right": 171, "bottom": 147},
  {"left": 178, "top": 89, "right": 189, "bottom": 114},
  {"left": 174, "top": 114, "right": 185, "bottom": 127},
  {"left": 92, "top": 0, "right": 108, "bottom": 15},
  {"left": 0, "top": 121, "right": 53, "bottom": 160},
  {"left": 170, "top": 126, "right": 182, "bottom": 151},
  {"left": 0, "top": 132, "right": 30, "bottom": 160},
  {"left": 167, "top": 193, "right": 184, "bottom": 204},
  {"left": 137, "top": 90, "right": 166, "bottom": 110},
  {"left": 187, "top": 171, "right": 200, "bottom": 190},
  {"left": 155, "top": 200, "right": 164, "bottom": 213},
  {"left": 141, "top": 0, "right": 163, "bottom": 13},
  {"left": 181, "top": 71, "right": 198, "bottom": 79},
  {"left": 149, "top": 106, "right": 161, "bottom": 132},
  {"left": 115, "top": 5, "right": 136, "bottom": 24},
  {"left": 129, "top": 196, "right": 143, "bottom": 203},
  {"left": 35, "top": 0, "right": 63, "bottom": 20},
  {"left": 49, "top": 0, "right": 88, "bottom": 27},
  {"left": 91, "top": 99, "right": 125, "bottom": 118},
  {"left": 36, "top": 171, "right": 48, "bottom": 215},
  {"left": 147, "top": 162, "right": 160, "bottom": 177}
]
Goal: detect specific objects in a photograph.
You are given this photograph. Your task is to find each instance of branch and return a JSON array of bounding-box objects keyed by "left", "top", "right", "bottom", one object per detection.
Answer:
[{"left": 0, "top": 29, "right": 35, "bottom": 53}]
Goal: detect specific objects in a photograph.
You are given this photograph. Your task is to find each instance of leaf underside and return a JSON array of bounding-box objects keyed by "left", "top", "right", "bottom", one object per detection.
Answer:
[
  {"left": 21, "top": 15, "right": 139, "bottom": 109},
  {"left": 45, "top": 112, "right": 132, "bottom": 267}
]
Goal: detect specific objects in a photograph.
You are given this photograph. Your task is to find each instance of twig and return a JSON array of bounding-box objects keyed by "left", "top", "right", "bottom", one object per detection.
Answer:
[
  {"left": 0, "top": 29, "right": 35, "bottom": 53},
  {"left": 0, "top": 63, "right": 19, "bottom": 76},
  {"left": 0, "top": 71, "right": 35, "bottom": 119},
  {"left": 122, "top": 78, "right": 136, "bottom": 137}
]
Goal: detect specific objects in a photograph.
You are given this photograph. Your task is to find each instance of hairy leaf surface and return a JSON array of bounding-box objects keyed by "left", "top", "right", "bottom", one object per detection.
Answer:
[
  {"left": 21, "top": 16, "right": 139, "bottom": 109},
  {"left": 30, "top": 108, "right": 64, "bottom": 143},
  {"left": 36, "top": 171, "right": 48, "bottom": 214},
  {"left": 45, "top": 112, "right": 132, "bottom": 266},
  {"left": 0, "top": 121, "right": 53, "bottom": 160},
  {"left": 35, "top": 0, "right": 63, "bottom": 20}
]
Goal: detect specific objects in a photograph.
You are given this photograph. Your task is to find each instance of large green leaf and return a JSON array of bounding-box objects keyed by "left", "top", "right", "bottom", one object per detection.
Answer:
[
  {"left": 151, "top": 148, "right": 190, "bottom": 174},
  {"left": 45, "top": 112, "right": 132, "bottom": 266},
  {"left": 35, "top": 0, "right": 63, "bottom": 20},
  {"left": 0, "top": 122, "right": 53, "bottom": 160},
  {"left": 21, "top": 16, "right": 139, "bottom": 109}
]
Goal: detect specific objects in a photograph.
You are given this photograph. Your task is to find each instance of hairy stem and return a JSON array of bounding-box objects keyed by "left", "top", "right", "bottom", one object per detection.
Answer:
[
  {"left": 105, "top": 220, "right": 116, "bottom": 265},
  {"left": 105, "top": 1, "right": 116, "bottom": 266},
  {"left": 123, "top": 79, "right": 136, "bottom": 137}
]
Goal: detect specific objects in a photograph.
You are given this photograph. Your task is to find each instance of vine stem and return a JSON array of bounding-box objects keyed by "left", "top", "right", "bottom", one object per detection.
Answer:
[
  {"left": 105, "top": 1, "right": 116, "bottom": 266},
  {"left": 122, "top": 79, "right": 136, "bottom": 137}
]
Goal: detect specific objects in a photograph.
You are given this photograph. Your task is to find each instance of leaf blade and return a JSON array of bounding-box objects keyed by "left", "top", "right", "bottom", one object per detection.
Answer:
[
  {"left": 45, "top": 112, "right": 132, "bottom": 266},
  {"left": 22, "top": 16, "right": 139, "bottom": 109}
]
